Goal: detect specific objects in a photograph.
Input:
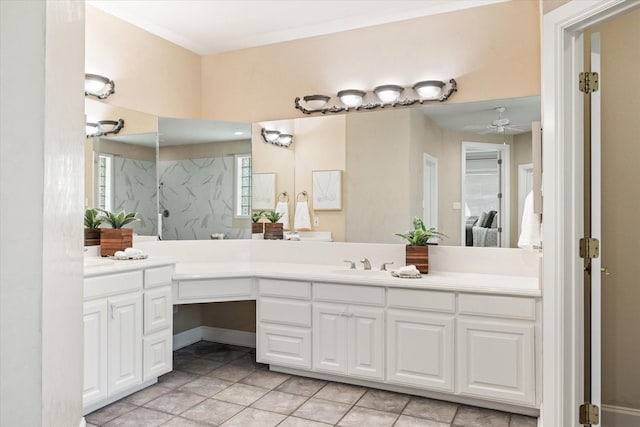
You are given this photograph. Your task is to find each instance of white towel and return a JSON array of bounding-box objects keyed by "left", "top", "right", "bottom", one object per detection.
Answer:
[
  {"left": 275, "top": 201, "right": 290, "bottom": 230},
  {"left": 294, "top": 201, "right": 311, "bottom": 230},
  {"left": 518, "top": 191, "right": 542, "bottom": 250}
]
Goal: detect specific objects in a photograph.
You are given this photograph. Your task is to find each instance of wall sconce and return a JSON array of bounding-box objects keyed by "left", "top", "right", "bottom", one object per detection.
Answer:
[
  {"left": 86, "top": 119, "right": 125, "bottom": 138},
  {"left": 85, "top": 73, "right": 115, "bottom": 99},
  {"left": 295, "top": 78, "right": 457, "bottom": 115},
  {"left": 261, "top": 128, "right": 293, "bottom": 148}
]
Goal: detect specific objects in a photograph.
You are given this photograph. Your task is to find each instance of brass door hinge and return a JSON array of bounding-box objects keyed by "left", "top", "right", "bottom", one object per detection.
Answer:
[
  {"left": 579, "top": 72, "right": 599, "bottom": 94},
  {"left": 579, "top": 237, "right": 600, "bottom": 259},
  {"left": 579, "top": 402, "right": 600, "bottom": 425}
]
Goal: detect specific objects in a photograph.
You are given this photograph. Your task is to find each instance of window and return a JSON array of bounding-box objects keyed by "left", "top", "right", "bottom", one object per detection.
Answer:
[
  {"left": 97, "top": 154, "right": 113, "bottom": 211},
  {"left": 235, "top": 154, "right": 251, "bottom": 218}
]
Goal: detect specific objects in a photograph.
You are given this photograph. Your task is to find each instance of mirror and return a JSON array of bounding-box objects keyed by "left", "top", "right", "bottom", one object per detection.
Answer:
[
  {"left": 157, "top": 117, "right": 252, "bottom": 240},
  {"left": 253, "top": 96, "right": 540, "bottom": 247},
  {"left": 85, "top": 99, "right": 159, "bottom": 236}
]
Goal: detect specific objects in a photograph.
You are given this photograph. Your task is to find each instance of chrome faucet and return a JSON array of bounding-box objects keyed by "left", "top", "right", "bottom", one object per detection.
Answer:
[
  {"left": 343, "top": 259, "right": 356, "bottom": 269},
  {"left": 360, "top": 258, "right": 372, "bottom": 270},
  {"left": 380, "top": 261, "right": 394, "bottom": 271}
]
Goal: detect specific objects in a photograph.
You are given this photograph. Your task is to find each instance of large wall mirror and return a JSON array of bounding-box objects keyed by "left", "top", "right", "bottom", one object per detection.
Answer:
[
  {"left": 158, "top": 118, "right": 252, "bottom": 240},
  {"left": 85, "top": 99, "right": 159, "bottom": 236},
  {"left": 253, "top": 96, "right": 540, "bottom": 248}
]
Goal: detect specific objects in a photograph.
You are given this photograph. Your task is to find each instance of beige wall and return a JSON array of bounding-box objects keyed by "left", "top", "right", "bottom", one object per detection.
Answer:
[
  {"left": 86, "top": 5, "right": 201, "bottom": 119},
  {"left": 201, "top": 0, "right": 540, "bottom": 123},
  {"left": 158, "top": 140, "right": 251, "bottom": 161},
  {"left": 588, "top": 8, "right": 640, "bottom": 410},
  {"left": 174, "top": 301, "right": 257, "bottom": 334},
  {"left": 542, "top": 0, "right": 571, "bottom": 15}
]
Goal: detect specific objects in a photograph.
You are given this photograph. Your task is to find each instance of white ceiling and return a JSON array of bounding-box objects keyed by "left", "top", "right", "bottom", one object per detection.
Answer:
[{"left": 87, "top": 0, "right": 508, "bottom": 56}]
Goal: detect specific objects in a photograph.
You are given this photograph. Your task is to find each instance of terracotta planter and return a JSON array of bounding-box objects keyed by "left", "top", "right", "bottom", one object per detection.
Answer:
[
  {"left": 100, "top": 228, "right": 133, "bottom": 256},
  {"left": 84, "top": 228, "right": 101, "bottom": 247},
  {"left": 252, "top": 222, "right": 264, "bottom": 234},
  {"left": 405, "top": 245, "right": 429, "bottom": 274},
  {"left": 263, "top": 222, "right": 284, "bottom": 240}
]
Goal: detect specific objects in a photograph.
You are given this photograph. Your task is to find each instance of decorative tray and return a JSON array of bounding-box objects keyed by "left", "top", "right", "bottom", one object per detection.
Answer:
[
  {"left": 390, "top": 272, "right": 423, "bottom": 279},
  {"left": 109, "top": 254, "right": 149, "bottom": 261}
]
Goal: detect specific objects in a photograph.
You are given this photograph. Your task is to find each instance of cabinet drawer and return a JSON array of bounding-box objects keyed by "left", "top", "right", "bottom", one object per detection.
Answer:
[
  {"left": 258, "top": 324, "right": 311, "bottom": 369},
  {"left": 143, "top": 329, "right": 173, "bottom": 381},
  {"left": 458, "top": 294, "right": 536, "bottom": 320},
  {"left": 176, "top": 278, "right": 255, "bottom": 302},
  {"left": 144, "top": 266, "right": 174, "bottom": 288},
  {"left": 144, "top": 286, "right": 172, "bottom": 334},
  {"left": 85, "top": 271, "right": 142, "bottom": 300},
  {"left": 260, "top": 297, "right": 311, "bottom": 327},
  {"left": 388, "top": 288, "right": 455, "bottom": 313},
  {"left": 314, "top": 283, "right": 384, "bottom": 306},
  {"left": 259, "top": 279, "right": 311, "bottom": 300}
]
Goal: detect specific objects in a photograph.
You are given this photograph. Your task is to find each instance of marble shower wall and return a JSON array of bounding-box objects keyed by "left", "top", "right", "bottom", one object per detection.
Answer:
[
  {"left": 114, "top": 157, "right": 157, "bottom": 236},
  {"left": 158, "top": 156, "right": 250, "bottom": 240}
]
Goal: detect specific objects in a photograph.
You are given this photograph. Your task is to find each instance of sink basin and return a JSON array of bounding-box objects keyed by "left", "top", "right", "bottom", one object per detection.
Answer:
[
  {"left": 331, "top": 269, "right": 392, "bottom": 278},
  {"left": 84, "top": 257, "right": 115, "bottom": 268}
]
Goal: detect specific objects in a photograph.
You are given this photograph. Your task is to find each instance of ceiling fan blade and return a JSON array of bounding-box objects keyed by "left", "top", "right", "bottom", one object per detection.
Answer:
[{"left": 464, "top": 124, "right": 493, "bottom": 131}]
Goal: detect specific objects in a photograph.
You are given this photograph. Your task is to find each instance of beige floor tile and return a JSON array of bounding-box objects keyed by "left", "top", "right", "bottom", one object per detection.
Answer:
[
  {"left": 212, "top": 382, "right": 270, "bottom": 406},
  {"left": 180, "top": 398, "right": 244, "bottom": 425},
  {"left": 278, "top": 417, "right": 333, "bottom": 427},
  {"left": 143, "top": 390, "right": 206, "bottom": 415},
  {"left": 292, "top": 397, "right": 352, "bottom": 425},
  {"left": 103, "top": 407, "right": 172, "bottom": 426},
  {"left": 394, "top": 414, "right": 450, "bottom": 427},
  {"left": 178, "top": 376, "right": 233, "bottom": 397},
  {"left": 276, "top": 376, "right": 328, "bottom": 397},
  {"left": 337, "top": 406, "right": 398, "bottom": 427},
  {"left": 356, "top": 389, "right": 410, "bottom": 413},
  {"left": 220, "top": 407, "right": 286, "bottom": 427},
  {"left": 86, "top": 401, "right": 137, "bottom": 425},
  {"left": 510, "top": 414, "right": 538, "bottom": 427},
  {"left": 240, "top": 369, "right": 290, "bottom": 389},
  {"left": 122, "top": 384, "right": 171, "bottom": 406},
  {"left": 251, "top": 390, "right": 308, "bottom": 415},
  {"left": 208, "top": 363, "right": 256, "bottom": 382},
  {"left": 403, "top": 397, "right": 458, "bottom": 423},
  {"left": 162, "top": 416, "right": 211, "bottom": 426},
  {"left": 452, "top": 405, "right": 510, "bottom": 427},
  {"left": 314, "top": 382, "right": 367, "bottom": 404},
  {"left": 173, "top": 356, "right": 224, "bottom": 375},
  {"left": 158, "top": 370, "right": 199, "bottom": 389}
]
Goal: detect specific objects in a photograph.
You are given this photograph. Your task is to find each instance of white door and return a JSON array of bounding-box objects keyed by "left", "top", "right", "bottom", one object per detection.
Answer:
[
  {"left": 143, "top": 329, "right": 173, "bottom": 381},
  {"left": 347, "top": 306, "right": 384, "bottom": 380},
  {"left": 387, "top": 310, "right": 454, "bottom": 392},
  {"left": 108, "top": 292, "right": 142, "bottom": 396},
  {"left": 83, "top": 299, "right": 108, "bottom": 407},
  {"left": 313, "top": 303, "right": 347, "bottom": 375}
]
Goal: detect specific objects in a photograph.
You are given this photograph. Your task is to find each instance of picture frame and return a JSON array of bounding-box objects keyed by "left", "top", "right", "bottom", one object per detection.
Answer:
[
  {"left": 312, "top": 170, "right": 342, "bottom": 210},
  {"left": 252, "top": 173, "right": 276, "bottom": 210}
]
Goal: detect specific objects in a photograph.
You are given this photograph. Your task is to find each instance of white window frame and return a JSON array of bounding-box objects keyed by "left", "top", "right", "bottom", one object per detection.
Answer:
[{"left": 234, "top": 153, "right": 251, "bottom": 219}]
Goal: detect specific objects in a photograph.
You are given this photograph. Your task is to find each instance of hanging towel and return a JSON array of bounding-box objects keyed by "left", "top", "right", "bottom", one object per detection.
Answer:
[
  {"left": 518, "top": 190, "right": 542, "bottom": 250},
  {"left": 275, "top": 201, "right": 290, "bottom": 230},
  {"left": 294, "top": 201, "right": 311, "bottom": 230}
]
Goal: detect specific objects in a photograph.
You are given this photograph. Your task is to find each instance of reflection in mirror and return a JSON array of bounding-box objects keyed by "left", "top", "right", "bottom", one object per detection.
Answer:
[
  {"left": 85, "top": 99, "right": 159, "bottom": 236},
  {"left": 253, "top": 96, "right": 540, "bottom": 247},
  {"left": 158, "top": 118, "right": 252, "bottom": 240}
]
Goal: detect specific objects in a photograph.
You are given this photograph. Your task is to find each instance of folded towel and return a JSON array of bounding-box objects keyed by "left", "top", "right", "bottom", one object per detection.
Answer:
[
  {"left": 391, "top": 265, "right": 422, "bottom": 278},
  {"left": 275, "top": 201, "right": 290, "bottom": 230},
  {"left": 294, "top": 201, "right": 311, "bottom": 230},
  {"left": 518, "top": 191, "right": 542, "bottom": 250},
  {"left": 124, "top": 248, "right": 143, "bottom": 256}
]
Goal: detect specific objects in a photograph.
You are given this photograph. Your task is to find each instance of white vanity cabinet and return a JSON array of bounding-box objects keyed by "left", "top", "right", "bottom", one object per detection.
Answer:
[
  {"left": 83, "top": 263, "right": 174, "bottom": 414},
  {"left": 313, "top": 283, "right": 385, "bottom": 381},
  {"left": 257, "top": 279, "right": 312, "bottom": 369},
  {"left": 386, "top": 289, "right": 455, "bottom": 392},
  {"left": 456, "top": 293, "right": 537, "bottom": 406}
]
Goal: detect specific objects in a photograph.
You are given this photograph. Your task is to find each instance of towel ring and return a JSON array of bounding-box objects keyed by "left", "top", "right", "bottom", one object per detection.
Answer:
[
  {"left": 278, "top": 192, "right": 289, "bottom": 202},
  {"left": 296, "top": 191, "right": 308, "bottom": 201}
]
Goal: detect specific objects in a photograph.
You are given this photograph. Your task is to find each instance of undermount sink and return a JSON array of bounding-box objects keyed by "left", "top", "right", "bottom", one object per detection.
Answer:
[{"left": 331, "top": 269, "right": 393, "bottom": 278}]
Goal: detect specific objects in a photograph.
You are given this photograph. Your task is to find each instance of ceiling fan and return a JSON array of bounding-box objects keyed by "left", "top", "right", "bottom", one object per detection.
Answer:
[{"left": 464, "top": 107, "right": 528, "bottom": 135}]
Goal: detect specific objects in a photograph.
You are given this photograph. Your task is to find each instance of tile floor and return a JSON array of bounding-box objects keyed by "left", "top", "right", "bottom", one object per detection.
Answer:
[{"left": 86, "top": 341, "right": 538, "bottom": 427}]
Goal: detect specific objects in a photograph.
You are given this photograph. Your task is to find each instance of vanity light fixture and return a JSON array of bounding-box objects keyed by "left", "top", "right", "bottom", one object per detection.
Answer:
[
  {"left": 374, "top": 84, "right": 404, "bottom": 104},
  {"left": 85, "top": 119, "right": 125, "bottom": 138},
  {"left": 261, "top": 128, "right": 293, "bottom": 148},
  {"left": 294, "top": 78, "right": 457, "bottom": 115},
  {"left": 337, "top": 89, "right": 366, "bottom": 108},
  {"left": 84, "top": 73, "right": 115, "bottom": 99}
]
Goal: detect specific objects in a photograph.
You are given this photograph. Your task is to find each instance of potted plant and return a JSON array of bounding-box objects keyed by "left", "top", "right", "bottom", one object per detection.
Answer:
[
  {"left": 251, "top": 210, "right": 265, "bottom": 235},
  {"left": 98, "top": 209, "right": 139, "bottom": 256},
  {"left": 263, "top": 210, "right": 284, "bottom": 240},
  {"left": 84, "top": 208, "right": 104, "bottom": 246},
  {"left": 394, "top": 217, "right": 445, "bottom": 274}
]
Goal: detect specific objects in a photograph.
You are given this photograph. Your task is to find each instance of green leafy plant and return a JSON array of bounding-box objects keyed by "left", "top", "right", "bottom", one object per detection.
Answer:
[
  {"left": 263, "top": 210, "right": 283, "bottom": 223},
  {"left": 394, "top": 217, "right": 445, "bottom": 246},
  {"left": 99, "top": 209, "right": 139, "bottom": 229},
  {"left": 84, "top": 208, "right": 104, "bottom": 229},
  {"left": 251, "top": 210, "right": 265, "bottom": 223}
]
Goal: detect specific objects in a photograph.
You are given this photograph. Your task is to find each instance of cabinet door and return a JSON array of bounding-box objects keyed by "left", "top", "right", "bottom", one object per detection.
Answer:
[
  {"left": 348, "top": 306, "right": 384, "bottom": 380},
  {"left": 83, "top": 299, "right": 108, "bottom": 407},
  {"left": 108, "top": 292, "right": 143, "bottom": 396},
  {"left": 144, "top": 286, "right": 172, "bottom": 334},
  {"left": 457, "top": 318, "right": 535, "bottom": 406},
  {"left": 313, "top": 303, "right": 347, "bottom": 375},
  {"left": 387, "top": 310, "right": 454, "bottom": 392},
  {"left": 258, "top": 324, "right": 311, "bottom": 369},
  {"left": 143, "top": 329, "right": 173, "bottom": 381}
]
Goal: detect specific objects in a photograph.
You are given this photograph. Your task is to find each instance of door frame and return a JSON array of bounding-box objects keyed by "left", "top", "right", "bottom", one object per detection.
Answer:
[
  {"left": 423, "top": 153, "right": 438, "bottom": 230},
  {"left": 517, "top": 163, "right": 534, "bottom": 237},
  {"left": 542, "top": 1, "right": 639, "bottom": 426}
]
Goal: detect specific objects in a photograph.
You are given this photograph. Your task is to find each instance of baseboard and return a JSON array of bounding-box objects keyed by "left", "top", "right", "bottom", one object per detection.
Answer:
[
  {"left": 602, "top": 404, "right": 640, "bottom": 427},
  {"left": 173, "top": 326, "right": 256, "bottom": 351}
]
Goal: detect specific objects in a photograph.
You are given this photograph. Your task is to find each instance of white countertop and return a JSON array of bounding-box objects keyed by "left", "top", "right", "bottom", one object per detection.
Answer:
[
  {"left": 172, "top": 261, "right": 540, "bottom": 297},
  {"left": 84, "top": 256, "right": 176, "bottom": 278}
]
